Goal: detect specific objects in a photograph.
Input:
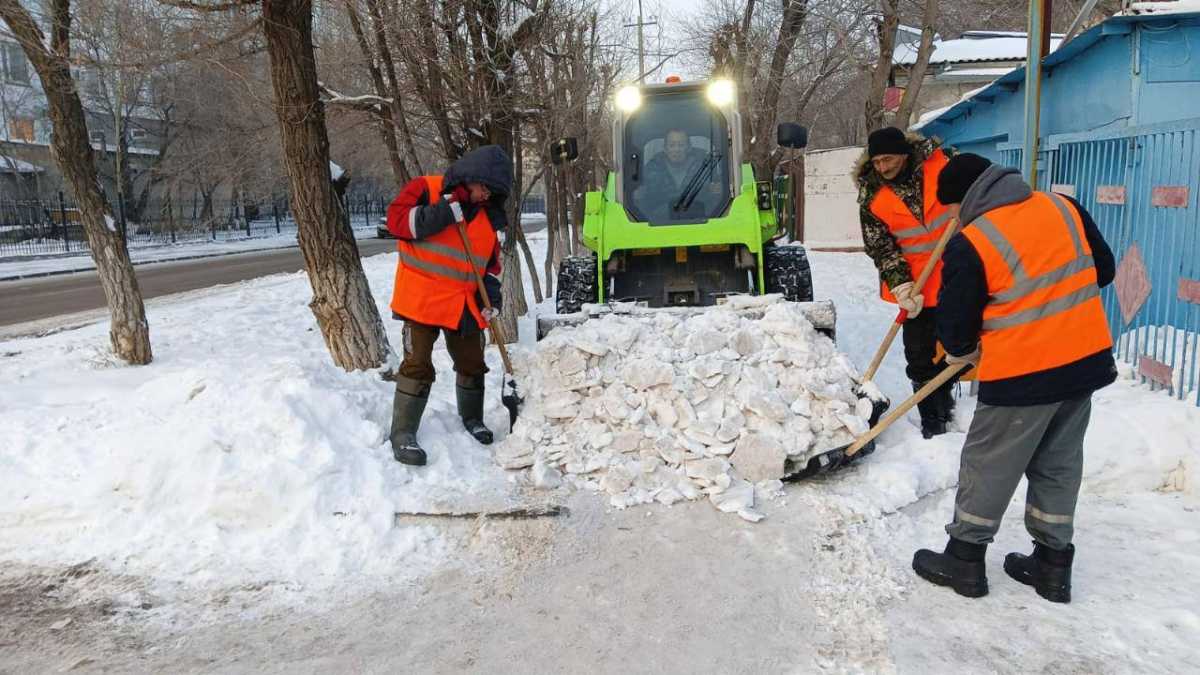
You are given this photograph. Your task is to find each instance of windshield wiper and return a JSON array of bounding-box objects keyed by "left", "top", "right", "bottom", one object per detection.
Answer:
[{"left": 673, "top": 152, "right": 721, "bottom": 213}]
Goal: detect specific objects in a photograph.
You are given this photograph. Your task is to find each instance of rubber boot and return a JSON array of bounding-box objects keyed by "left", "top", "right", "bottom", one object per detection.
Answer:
[
  {"left": 1004, "top": 541, "right": 1074, "bottom": 603},
  {"left": 390, "top": 376, "right": 430, "bottom": 466},
  {"left": 456, "top": 374, "right": 493, "bottom": 445},
  {"left": 914, "top": 380, "right": 948, "bottom": 439},
  {"left": 913, "top": 538, "right": 989, "bottom": 598},
  {"left": 935, "top": 381, "right": 957, "bottom": 426}
]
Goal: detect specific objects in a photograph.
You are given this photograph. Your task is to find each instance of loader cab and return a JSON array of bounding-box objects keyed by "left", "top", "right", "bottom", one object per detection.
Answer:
[{"left": 612, "top": 79, "right": 742, "bottom": 225}]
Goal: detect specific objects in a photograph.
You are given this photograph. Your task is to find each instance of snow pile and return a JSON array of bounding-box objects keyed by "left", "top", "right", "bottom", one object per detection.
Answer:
[
  {"left": 0, "top": 263, "right": 515, "bottom": 592},
  {"left": 496, "top": 297, "right": 873, "bottom": 521}
]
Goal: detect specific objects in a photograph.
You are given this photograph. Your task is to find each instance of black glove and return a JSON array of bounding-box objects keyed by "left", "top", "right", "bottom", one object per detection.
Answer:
[{"left": 482, "top": 273, "right": 502, "bottom": 311}]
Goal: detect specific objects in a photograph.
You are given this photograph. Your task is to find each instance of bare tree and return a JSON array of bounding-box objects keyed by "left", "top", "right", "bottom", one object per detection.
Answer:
[
  {"left": 260, "top": 0, "right": 392, "bottom": 370},
  {"left": 892, "top": 0, "right": 938, "bottom": 128},
  {"left": 0, "top": 0, "right": 152, "bottom": 364},
  {"left": 863, "top": 0, "right": 899, "bottom": 131}
]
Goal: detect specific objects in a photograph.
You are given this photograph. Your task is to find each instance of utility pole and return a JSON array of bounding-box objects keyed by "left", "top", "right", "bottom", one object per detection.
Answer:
[
  {"left": 1022, "top": 0, "right": 1053, "bottom": 186},
  {"left": 623, "top": 0, "right": 657, "bottom": 82}
]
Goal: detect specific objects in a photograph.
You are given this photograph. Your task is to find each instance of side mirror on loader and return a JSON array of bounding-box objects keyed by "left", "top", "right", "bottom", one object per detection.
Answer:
[
  {"left": 550, "top": 137, "right": 579, "bottom": 165},
  {"left": 777, "top": 123, "right": 808, "bottom": 150}
]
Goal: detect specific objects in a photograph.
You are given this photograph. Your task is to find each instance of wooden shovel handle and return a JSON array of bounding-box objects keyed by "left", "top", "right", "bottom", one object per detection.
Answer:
[
  {"left": 456, "top": 221, "right": 514, "bottom": 376},
  {"left": 845, "top": 361, "right": 969, "bottom": 458}
]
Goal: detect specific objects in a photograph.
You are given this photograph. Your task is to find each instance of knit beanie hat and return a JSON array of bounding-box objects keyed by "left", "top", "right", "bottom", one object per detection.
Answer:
[
  {"left": 936, "top": 153, "right": 993, "bottom": 204},
  {"left": 867, "top": 127, "right": 911, "bottom": 158}
]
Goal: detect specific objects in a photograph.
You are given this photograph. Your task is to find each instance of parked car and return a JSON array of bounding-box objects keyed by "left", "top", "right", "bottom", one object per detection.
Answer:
[{"left": 376, "top": 216, "right": 393, "bottom": 239}]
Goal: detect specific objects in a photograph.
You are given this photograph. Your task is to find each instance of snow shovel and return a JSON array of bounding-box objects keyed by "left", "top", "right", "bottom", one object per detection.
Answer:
[
  {"left": 456, "top": 222, "right": 522, "bottom": 429},
  {"left": 853, "top": 217, "right": 960, "bottom": 420},
  {"left": 786, "top": 361, "right": 971, "bottom": 481}
]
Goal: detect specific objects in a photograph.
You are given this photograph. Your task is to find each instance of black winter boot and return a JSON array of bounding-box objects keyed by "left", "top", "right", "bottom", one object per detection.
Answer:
[
  {"left": 390, "top": 376, "right": 430, "bottom": 466},
  {"left": 456, "top": 374, "right": 493, "bottom": 445},
  {"left": 1004, "top": 541, "right": 1074, "bottom": 603},
  {"left": 935, "top": 381, "right": 957, "bottom": 425},
  {"left": 914, "top": 380, "right": 948, "bottom": 439},
  {"left": 913, "top": 538, "right": 989, "bottom": 598}
]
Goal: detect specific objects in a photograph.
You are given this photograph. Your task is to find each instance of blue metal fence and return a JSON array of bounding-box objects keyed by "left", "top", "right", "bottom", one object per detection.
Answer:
[{"left": 1010, "top": 120, "right": 1200, "bottom": 405}]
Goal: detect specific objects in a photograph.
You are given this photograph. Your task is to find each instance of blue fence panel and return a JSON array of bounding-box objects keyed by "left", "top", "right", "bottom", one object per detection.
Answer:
[{"left": 1052, "top": 124, "right": 1200, "bottom": 405}]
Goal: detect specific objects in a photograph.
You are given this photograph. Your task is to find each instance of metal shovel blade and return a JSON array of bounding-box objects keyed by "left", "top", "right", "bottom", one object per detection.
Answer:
[{"left": 501, "top": 375, "right": 522, "bottom": 429}]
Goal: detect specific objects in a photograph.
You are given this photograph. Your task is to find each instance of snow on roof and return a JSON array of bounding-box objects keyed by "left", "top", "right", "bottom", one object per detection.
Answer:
[
  {"left": 0, "top": 155, "right": 44, "bottom": 174},
  {"left": 894, "top": 34, "right": 1065, "bottom": 65},
  {"left": 935, "top": 66, "right": 1016, "bottom": 79},
  {"left": 1122, "top": 0, "right": 1200, "bottom": 15}
]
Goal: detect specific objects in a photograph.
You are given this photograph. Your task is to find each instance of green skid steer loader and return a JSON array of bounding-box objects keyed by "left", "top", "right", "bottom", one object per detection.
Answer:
[{"left": 536, "top": 77, "right": 830, "bottom": 340}]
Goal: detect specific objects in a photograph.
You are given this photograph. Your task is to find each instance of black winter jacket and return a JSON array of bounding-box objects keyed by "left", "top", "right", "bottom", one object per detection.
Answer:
[{"left": 937, "top": 167, "right": 1117, "bottom": 406}]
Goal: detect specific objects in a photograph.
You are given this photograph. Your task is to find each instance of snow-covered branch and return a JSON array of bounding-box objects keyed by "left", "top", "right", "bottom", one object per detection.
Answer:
[{"left": 317, "top": 82, "right": 393, "bottom": 112}]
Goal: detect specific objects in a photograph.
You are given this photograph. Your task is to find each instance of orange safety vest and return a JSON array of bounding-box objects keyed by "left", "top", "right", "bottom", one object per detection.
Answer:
[
  {"left": 390, "top": 175, "right": 497, "bottom": 331},
  {"left": 868, "top": 149, "right": 953, "bottom": 306},
  {"left": 962, "top": 191, "right": 1113, "bottom": 382}
]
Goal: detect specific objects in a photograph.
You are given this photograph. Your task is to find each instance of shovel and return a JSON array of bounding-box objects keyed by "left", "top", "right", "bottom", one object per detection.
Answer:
[
  {"left": 786, "top": 361, "right": 970, "bottom": 480},
  {"left": 853, "top": 217, "right": 960, "bottom": 420},
  {"left": 456, "top": 222, "right": 522, "bottom": 429}
]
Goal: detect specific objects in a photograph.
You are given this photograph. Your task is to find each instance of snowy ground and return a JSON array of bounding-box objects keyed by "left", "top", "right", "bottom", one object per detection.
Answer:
[{"left": 1, "top": 234, "right": 1197, "bottom": 673}]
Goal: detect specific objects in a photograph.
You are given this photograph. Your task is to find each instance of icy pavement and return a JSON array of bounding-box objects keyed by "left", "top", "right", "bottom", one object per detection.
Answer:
[{"left": 0, "top": 225, "right": 377, "bottom": 280}]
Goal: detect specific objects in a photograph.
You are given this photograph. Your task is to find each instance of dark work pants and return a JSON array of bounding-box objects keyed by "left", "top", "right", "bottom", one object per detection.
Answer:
[
  {"left": 902, "top": 307, "right": 959, "bottom": 421},
  {"left": 946, "top": 394, "right": 1092, "bottom": 550},
  {"left": 399, "top": 320, "right": 488, "bottom": 384},
  {"left": 902, "top": 306, "right": 945, "bottom": 383}
]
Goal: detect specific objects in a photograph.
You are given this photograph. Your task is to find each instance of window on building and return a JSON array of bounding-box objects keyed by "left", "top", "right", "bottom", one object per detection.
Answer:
[
  {"left": 9, "top": 116, "right": 34, "bottom": 142},
  {"left": 3, "top": 42, "right": 30, "bottom": 85}
]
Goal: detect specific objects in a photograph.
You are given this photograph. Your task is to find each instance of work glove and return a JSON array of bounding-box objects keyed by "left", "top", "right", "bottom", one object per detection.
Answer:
[
  {"left": 480, "top": 307, "right": 499, "bottom": 323},
  {"left": 482, "top": 273, "right": 503, "bottom": 311},
  {"left": 891, "top": 281, "right": 925, "bottom": 319},
  {"left": 945, "top": 344, "right": 981, "bottom": 367},
  {"left": 442, "top": 186, "right": 471, "bottom": 223}
]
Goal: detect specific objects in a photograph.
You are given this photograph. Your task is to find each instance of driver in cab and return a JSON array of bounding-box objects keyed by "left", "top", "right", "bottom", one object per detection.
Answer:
[{"left": 639, "top": 128, "right": 723, "bottom": 219}]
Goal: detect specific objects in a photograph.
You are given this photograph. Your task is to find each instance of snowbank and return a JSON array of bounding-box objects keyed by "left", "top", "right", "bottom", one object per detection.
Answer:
[{"left": 0, "top": 256, "right": 515, "bottom": 591}]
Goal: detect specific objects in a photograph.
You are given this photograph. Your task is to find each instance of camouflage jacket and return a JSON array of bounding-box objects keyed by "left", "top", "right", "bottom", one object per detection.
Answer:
[{"left": 852, "top": 134, "right": 955, "bottom": 290}]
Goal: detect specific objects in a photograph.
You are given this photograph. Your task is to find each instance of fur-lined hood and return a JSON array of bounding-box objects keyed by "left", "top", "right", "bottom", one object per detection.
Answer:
[{"left": 852, "top": 131, "right": 943, "bottom": 198}]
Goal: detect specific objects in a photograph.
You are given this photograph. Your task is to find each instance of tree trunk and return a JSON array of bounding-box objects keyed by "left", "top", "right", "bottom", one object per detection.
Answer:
[
  {"left": 364, "top": 0, "right": 423, "bottom": 176},
  {"left": 516, "top": 227, "right": 542, "bottom": 304},
  {"left": 892, "top": 0, "right": 940, "bottom": 129},
  {"left": 261, "top": 0, "right": 392, "bottom": 372},
  {"left": 749, "top": 0, "right": 808, "bottom": 178},
  {"left": 864, "top": 0, "right": 900, "bottom": 132},
  {"left": 0, "top": 0, "right": 151, "bottom": 364},
  {"left": 343, "top": 0, "right": 409, "bottom": 188}
]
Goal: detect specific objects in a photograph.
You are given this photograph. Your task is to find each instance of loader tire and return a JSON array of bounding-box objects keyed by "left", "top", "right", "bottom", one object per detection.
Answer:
[
  {"left": 763, "top": 244, "right": 814, "bottom": 302},
  {"left": 556, "top": 254, "right": 599, "bottom": 314}
]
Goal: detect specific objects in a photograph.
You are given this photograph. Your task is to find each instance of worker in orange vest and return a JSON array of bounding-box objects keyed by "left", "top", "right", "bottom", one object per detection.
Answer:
[
  {"left": 912, "top": 154, "right": 1117, "bottom": 603},
  {"left": 854, "top": 127, "right": 961, "bottom": 438},
  {"left": 384, "top": 145, "right": 513, "bottom": 466}
]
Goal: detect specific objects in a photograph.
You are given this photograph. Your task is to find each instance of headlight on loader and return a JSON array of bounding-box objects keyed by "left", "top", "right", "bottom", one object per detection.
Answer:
[
  {"left": 616, "top": 86, "right": 642, "bottom": 112},
  {"left": 706, "top": 79, "right": 735, "bottom": 106}
]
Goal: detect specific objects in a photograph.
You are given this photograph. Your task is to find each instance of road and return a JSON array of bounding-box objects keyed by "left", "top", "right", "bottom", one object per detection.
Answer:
[{"left": 0, "top": 239, "right": 397, "bottom": 328}]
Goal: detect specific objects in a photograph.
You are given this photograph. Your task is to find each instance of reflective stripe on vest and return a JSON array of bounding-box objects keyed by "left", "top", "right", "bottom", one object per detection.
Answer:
[
  {"left": 397, "top": 239, "right": 489, "bottom": 282},
  {"left": 963, "top": 191, "right": 1112, "bottom": 381},
  {"left": 868, "top": 149, "right": 953, "bottom": 306}
]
